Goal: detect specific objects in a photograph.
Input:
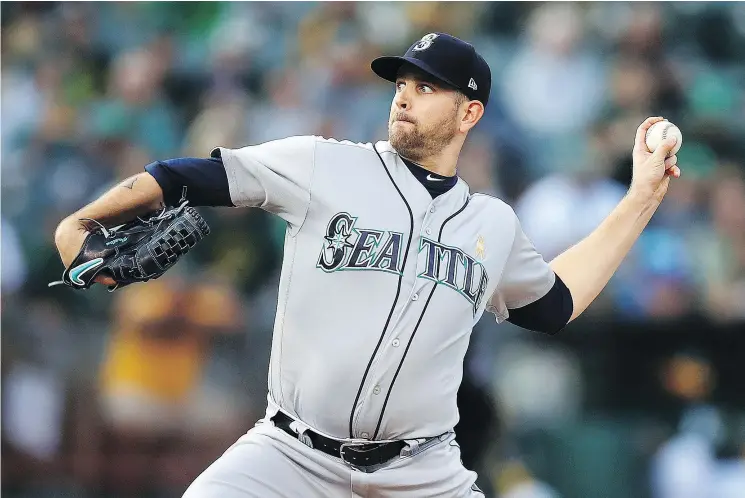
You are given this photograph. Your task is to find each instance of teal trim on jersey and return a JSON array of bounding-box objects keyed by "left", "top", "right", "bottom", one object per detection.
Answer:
[
  {"left": 417, "top": 236, "right": 487, "bottom": 307},
  {"left": 417, "top": 237, "right": 466, "bottom": 295},
  {"left": 316, "top": 212, "right": 359, "bottom": 273},
  {"left": 316, "top": 218, "right": 404, "bottom": 276},
  {"left": 69, "top": 258, "right": 104, "bottom": 286},
  {"left": 369, "top": 230, "right": 404, "bottom": 274},
  {"left": 335, "top": 228, "right": 403, "bottom": 276},
  {"left": 332, "top": 264, "right": 403, "bottom": 277},
  {"left": 344, "top": 227, "right": 384, "bottom": 268}
]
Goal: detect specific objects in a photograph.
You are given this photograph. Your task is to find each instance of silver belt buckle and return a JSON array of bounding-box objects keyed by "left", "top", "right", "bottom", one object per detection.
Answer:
[{"left": 339, "top": 441, "right": 373, "bottom": 471}]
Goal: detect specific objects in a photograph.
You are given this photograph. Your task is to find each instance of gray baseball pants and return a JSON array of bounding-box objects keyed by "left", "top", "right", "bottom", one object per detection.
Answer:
[{"left": 182, "top": 419, "right": 485, "bottom": 497}]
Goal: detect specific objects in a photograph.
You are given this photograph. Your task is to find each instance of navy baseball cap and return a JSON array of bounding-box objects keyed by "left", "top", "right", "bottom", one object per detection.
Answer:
[{"left": 371, "top": 33, "right": 492, "bottom": 107}]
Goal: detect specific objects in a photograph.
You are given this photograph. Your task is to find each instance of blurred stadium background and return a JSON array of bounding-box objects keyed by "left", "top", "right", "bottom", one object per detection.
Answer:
[{"left": 2, "top": 2, "right": 745, "bottom": 497}]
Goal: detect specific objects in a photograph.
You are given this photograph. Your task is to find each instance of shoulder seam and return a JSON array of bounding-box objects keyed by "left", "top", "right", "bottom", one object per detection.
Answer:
[
  {"left": 314, "top": 137, "right": 374, "bottom": 151},
  {"left": 470, "top": 192, "right": 505, "bottom": 202},
  {"left": 469, "top": 192, "right": 513, "bottom": 211},
  {"left": 291, "top": 137, "right": 318, "bottom": 236}
]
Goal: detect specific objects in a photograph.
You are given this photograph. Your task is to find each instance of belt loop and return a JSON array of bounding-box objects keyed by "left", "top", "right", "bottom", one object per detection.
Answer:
[
  {"left": 289, "top": 420, "right": 315, "bottom": 449},
  {"left": 400, "top": 439, "right": 421, "bottom": 457},
  {"left": 262, "top": 404, "right": 280, "bottom": 426}
]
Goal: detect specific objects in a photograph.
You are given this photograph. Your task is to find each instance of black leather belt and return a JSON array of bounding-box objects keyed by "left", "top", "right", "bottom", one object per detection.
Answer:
[{"left": 271, "top": 411, "right": 406, "bottom": 470}]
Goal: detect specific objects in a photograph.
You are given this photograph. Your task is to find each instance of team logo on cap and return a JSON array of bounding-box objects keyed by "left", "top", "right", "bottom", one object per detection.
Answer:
[{"left": 412, "top": 33, "right": 438, "bottom": 51}]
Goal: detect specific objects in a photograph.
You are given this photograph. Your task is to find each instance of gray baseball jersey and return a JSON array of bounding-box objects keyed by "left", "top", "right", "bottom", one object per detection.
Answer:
[{"left": 213, "top": 136, "right": 554, "bottom": 441}]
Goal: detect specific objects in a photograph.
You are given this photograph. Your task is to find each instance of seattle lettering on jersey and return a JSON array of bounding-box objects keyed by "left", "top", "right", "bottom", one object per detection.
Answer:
[
  {"left": 418, "top": 238, "right": 489, "bottom": 316},
  {"left": 317, "top": 212, "right": 404, "bottom": 275},
  {"left": 316, "top": 212, "right": 488, "bottom": 315}
]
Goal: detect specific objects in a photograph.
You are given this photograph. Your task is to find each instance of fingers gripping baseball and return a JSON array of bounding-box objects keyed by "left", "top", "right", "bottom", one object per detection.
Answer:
[
  {"left": 634, "top": 116, "right": 665, "bottom": 155},
  {"left": 630, "top": 117, "right": 683, "bottom": 200},
  {"left": 652, "top": 136, "right": 680, "bottom": 176},
  {"left": 645, "top": 135, "right": 679, "bottom": 180},
  {"left": 664, "top": 154, "right": 681, "bottom": 179},
  {"left": 653, "top": 136, "right": 679, "bottom": 160}
]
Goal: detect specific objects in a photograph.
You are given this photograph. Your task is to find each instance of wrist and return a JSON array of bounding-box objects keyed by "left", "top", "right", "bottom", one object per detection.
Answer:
[
  {"left": 627, "top": 184, "right": 660, "bottom": 207},
  {"left": 57, "top": 215, "right": 87, "bottom": 234},
  {"left": 625, "top": 186, "right": 662, "bottom": 221},
  {"left": 55, "top": 217, "right": 88, "bottom": 263}
]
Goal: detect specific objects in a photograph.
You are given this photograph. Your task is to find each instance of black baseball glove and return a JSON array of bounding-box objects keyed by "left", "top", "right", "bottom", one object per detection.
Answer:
[{"left": 49, "top": 202, "right": 210, "bottom": 291}]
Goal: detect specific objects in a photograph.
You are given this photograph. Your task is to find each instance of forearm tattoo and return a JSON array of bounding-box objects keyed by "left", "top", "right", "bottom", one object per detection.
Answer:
[{"left": 121, "top": 178, "right": 138, "bottom": 190}]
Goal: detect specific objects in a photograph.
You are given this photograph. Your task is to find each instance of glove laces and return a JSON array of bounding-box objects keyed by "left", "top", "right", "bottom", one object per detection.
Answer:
[{"left": 48, "top": 192, "right": 190, "bottom": 290}]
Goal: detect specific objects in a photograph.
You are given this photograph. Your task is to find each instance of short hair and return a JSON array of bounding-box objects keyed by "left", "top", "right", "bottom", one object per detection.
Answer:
[{"left": 453, "top": 90, "right": 469, "bottom": 108}]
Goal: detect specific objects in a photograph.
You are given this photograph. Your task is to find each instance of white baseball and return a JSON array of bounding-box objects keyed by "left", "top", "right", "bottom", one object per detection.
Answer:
[{"left": 645, "top": 120, "right": 682, "bottom": 156}]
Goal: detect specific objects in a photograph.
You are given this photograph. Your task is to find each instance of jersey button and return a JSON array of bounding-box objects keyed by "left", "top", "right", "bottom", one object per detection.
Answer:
[
  {"left": 361, "top": 432, "right": 370, "bottom": 439},
  {"left": 412, "top": 293, "right": 419, "bottom": 301},
  {"left": 425, "top": 228, "right": 432, "bottom": 235},
  {"left": 392, "top": 338, "right": 400, "bottom": 347},
  {"left": 373, "top": 386, "right": 381, "bottom": 395},
  {"left": 430, "top": 207, "right": 435, "bottom": 213}
]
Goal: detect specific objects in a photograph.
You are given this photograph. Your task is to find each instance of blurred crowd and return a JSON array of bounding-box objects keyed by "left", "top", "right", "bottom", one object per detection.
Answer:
[{"left": 2, "top": 2, "right": 745, "bottom": 498}]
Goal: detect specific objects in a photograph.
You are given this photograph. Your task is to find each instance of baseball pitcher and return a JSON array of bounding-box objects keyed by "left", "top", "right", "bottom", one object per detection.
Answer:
[{"left": 53, "top": 33, "right": 681, "bottom": 497}]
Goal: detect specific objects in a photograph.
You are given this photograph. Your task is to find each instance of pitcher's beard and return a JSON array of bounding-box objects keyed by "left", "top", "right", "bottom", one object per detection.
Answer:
[{"left": 389, "top": 117, "right": 458, "bottom": 163}]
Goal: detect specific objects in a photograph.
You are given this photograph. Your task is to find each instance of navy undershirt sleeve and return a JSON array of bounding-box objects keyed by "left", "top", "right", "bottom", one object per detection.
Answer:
[
  {"left": 144, "top": 157, "right": 234, "bottom": 207},
  {"left": 505, "top": 273, "right": 573, "bottom": 335}
]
